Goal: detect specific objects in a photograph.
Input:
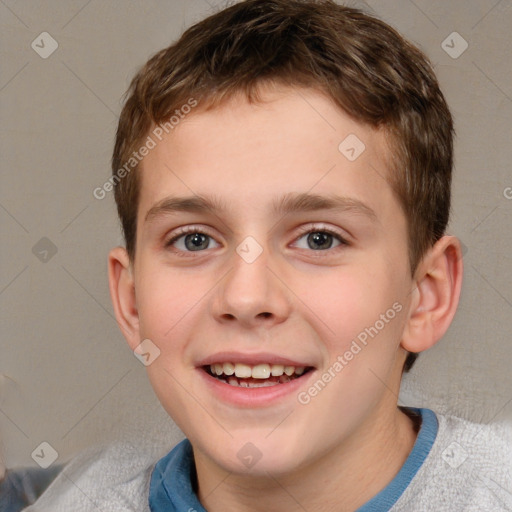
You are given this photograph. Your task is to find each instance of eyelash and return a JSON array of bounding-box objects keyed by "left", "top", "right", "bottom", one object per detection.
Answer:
[
  {"left": 164, "top": 224, "right": 349, "bottom": 255},
  {"left": 164, "top": 226, "right": 217, "bottom": 255},
  {"left": 293, "top": 225, "right": 349, "bottom": 252}
]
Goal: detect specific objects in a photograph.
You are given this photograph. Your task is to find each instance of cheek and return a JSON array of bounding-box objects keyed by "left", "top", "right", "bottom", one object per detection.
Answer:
[
  {"left": 136, "top": 273, "right": 204, "bottom": 422},
  {"left": 302, "top": 264, "right": 399, "bottom": 351},
  {"left": 136, "top": 267, "right": 204, "bottom": 340}
]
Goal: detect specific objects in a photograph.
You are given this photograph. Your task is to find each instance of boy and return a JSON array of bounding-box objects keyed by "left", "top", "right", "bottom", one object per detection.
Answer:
[{"left": 26, "top": 0, "right": 511, "bottom": 510}]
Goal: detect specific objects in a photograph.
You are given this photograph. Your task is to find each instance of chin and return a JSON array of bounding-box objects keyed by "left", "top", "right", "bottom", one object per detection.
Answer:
[{"left": 199, "top": 433, "right": 311, "bottom": 477}]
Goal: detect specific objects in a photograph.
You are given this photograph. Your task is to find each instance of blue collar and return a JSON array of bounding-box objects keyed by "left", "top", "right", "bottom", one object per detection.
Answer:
[
  {"left": 149, "top": 440, "right": 206, "bottom": 512},
  {"left": 356, "top": 407, "right": 438, "bottom": 511},
  {"left": 149, "top": 407, "right": 438, "bottom": 512}
]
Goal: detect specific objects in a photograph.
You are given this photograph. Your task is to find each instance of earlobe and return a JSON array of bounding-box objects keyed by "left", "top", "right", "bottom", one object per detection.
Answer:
[
  {"left": 401, "top": 236, "right": 463, "bottom": 354},
  {"left": 108, "top": 247, "right": 140, "bottom": 350}
]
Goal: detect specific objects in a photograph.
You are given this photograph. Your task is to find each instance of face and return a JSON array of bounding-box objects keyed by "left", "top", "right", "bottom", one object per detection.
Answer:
[{"left": 128, "top": 87, "right": 414, "bottom": 475}]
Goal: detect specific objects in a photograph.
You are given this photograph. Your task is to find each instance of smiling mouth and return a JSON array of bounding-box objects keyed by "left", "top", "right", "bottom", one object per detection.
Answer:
[{"left": 203, "top": 362, "right": 314, "bottom": 388}]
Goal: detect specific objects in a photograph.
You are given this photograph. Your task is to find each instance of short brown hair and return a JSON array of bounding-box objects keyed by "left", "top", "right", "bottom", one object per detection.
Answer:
[{"left": 112, "top": 0, "right": 454, "bottom": 371}]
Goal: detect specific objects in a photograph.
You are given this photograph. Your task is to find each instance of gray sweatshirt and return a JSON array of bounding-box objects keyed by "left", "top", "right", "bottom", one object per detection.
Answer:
[{"left": 22, "top": 409, "right": 512, "bottom": 511}]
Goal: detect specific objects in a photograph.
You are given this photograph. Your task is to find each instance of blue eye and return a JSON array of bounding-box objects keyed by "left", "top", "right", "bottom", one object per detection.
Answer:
[
  {"left": 166, "top": 231, "right": 220, "bottom": 252},
  {"left": 165, "top": 226, "right": 348, "bottom": 255},
  {"left": 293, "top": 230, "right": 347, "bottom": 251}
]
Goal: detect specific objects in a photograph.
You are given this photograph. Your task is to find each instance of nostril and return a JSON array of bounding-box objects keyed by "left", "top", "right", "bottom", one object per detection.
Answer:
[{"left": 258, "top": 312, "right": 272, "bottom": 319}]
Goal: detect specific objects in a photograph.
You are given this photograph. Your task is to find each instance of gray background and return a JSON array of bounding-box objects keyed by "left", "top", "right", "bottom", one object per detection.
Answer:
[{"left": 1, "top": 0, "right": 511, "bottom": 470}]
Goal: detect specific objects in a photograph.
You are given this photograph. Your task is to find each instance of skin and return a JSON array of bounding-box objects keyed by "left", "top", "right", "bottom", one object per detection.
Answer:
[{"left": 109, "top": 85, "right": 463, "bottom": 512}]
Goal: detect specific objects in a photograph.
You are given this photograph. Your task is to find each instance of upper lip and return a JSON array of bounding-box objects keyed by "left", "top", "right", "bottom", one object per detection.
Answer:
[{"left": 196, "top": 352, "right": 316, "bottom": 368}]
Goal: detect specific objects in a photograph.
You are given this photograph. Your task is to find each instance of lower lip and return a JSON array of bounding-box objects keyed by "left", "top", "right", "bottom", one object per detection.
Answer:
[{"left": 197, "top": 368, "right": 316, "bottom": 408}]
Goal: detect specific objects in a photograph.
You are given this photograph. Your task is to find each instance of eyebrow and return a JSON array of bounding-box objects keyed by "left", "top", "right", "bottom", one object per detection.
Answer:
[{"left": 144, "top": 192, "right": 377, "bottom": 223}]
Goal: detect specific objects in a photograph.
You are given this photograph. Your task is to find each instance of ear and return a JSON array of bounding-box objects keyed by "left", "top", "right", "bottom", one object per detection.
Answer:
[
  {"left": 401, "top": 236, "right": 463, "bottom": 354},
  {"left": 108, "top": 247, "right": 140, "bottom": 351}
]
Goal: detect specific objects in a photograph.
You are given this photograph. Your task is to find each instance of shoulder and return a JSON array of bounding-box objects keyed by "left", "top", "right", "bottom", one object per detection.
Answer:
[
  {"left": 392, "top": 410, "right": 512, "bottom": 512},
  {"left": 22, "top": 439, "right": 167, "bottom": 512}
]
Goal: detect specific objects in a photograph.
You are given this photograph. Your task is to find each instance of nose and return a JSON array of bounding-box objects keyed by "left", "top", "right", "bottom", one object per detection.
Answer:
[{"left": 211, "top": 246, "right": 292, "bottom": 329}]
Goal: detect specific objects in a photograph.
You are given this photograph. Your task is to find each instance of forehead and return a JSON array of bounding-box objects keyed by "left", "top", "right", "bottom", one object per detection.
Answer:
[{"left": 136, "top": 87, "right": 397, "bottom": 225}]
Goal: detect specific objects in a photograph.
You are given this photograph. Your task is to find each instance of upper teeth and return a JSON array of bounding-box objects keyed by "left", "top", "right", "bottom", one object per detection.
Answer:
[{"left": 210, "top": 363, "right": 305, "bottom": 379}]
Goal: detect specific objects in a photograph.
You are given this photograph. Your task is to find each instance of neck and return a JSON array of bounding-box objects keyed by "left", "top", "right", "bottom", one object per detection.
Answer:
[{"left": 196, "top": 404, "right": 418, "bottom": 512}]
